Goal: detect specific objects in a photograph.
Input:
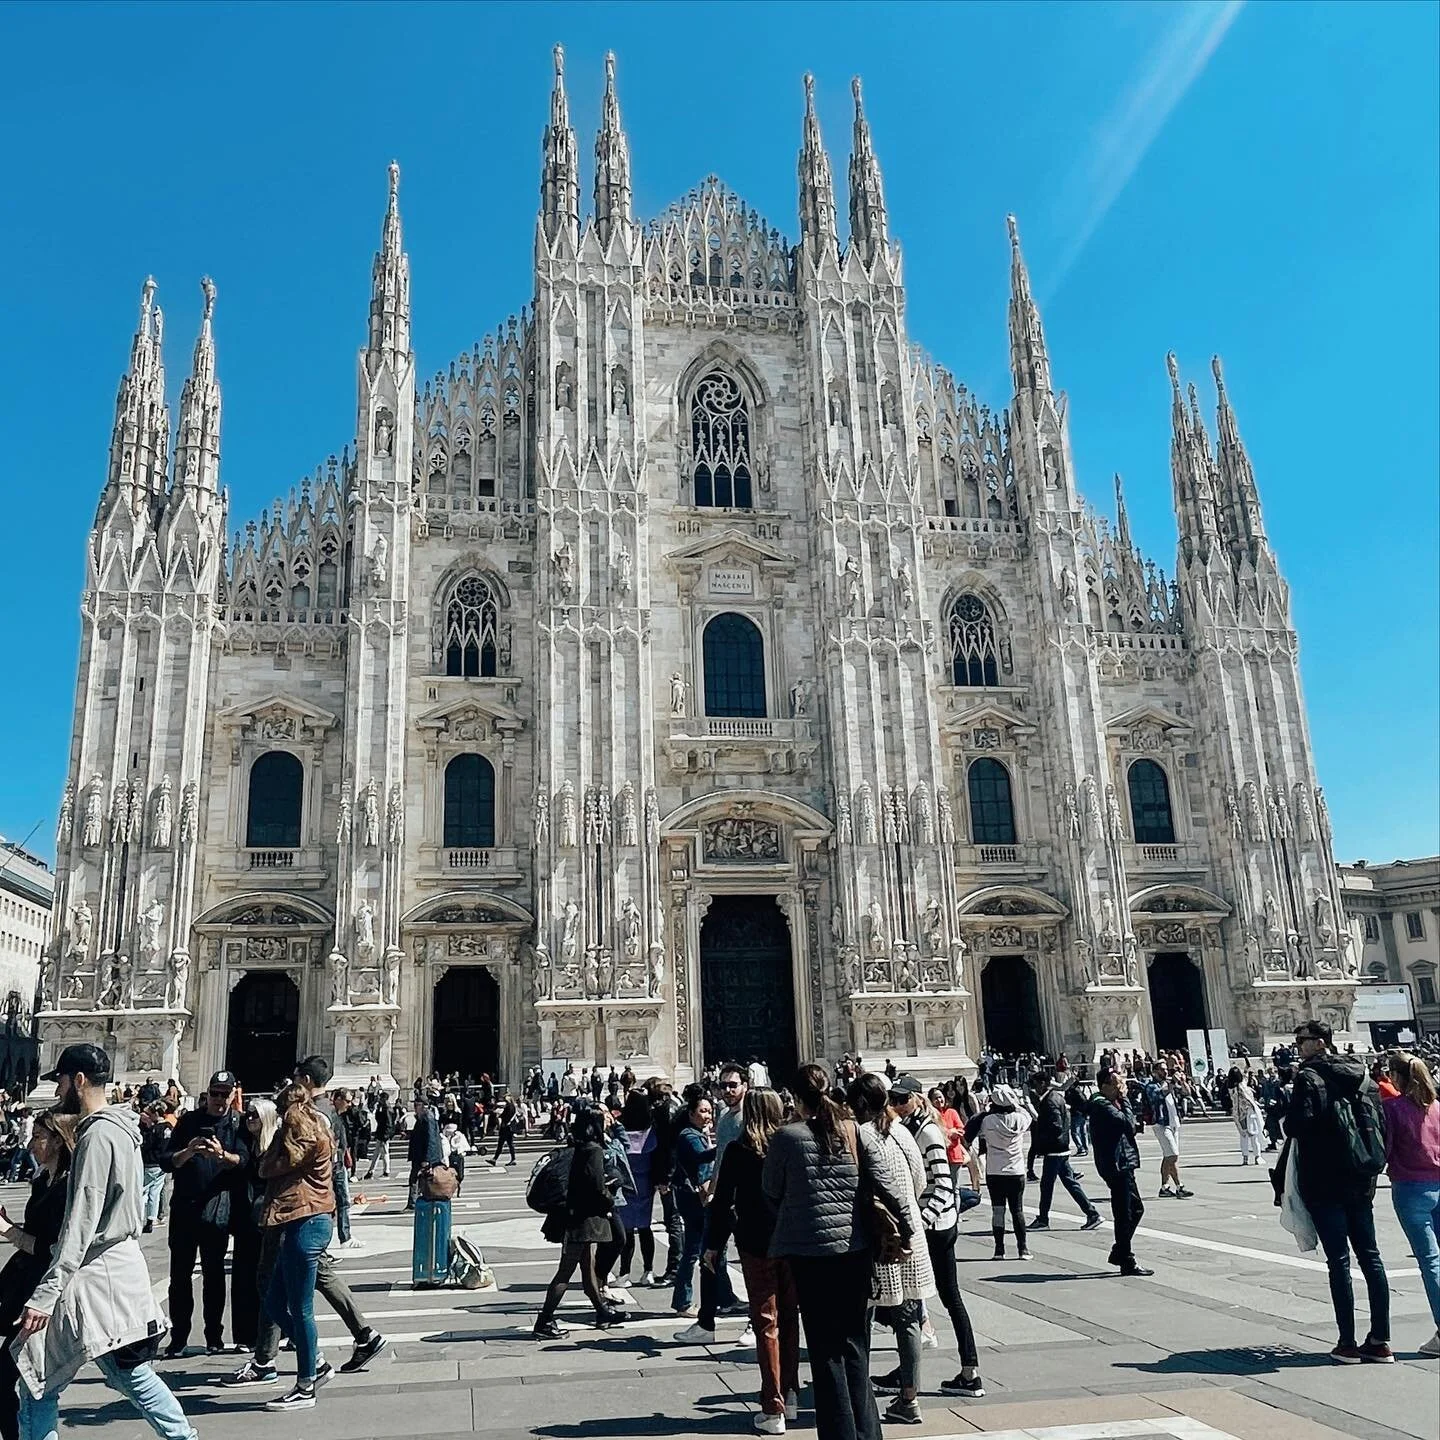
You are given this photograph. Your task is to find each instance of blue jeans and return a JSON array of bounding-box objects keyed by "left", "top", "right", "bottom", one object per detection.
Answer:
[
  {"left": 1307, "top": 1193, "right": 1390, "bottom": 1346},
  {"left": 8, "top": 1148, "right": 36, "bottom": 1183},
  {"left": 142, "top": 1164, "right": 167, "bottom": 1224},
  {"left": 264, "top": 1212, "right": 333, "bottom": 1383},
  {"left": 334, "top": 1162, "right": 351, "bottom": 1243},
  {"left": 670, "top": 1189, "right": 706, "bottom": 1313},
  {"left": 1069, "top": 1113, "right": 1089, "bottom": 1153},
  {"left": 20, "top": 1353, "right": 196, "bottom": 1440},
  {"left": 1391, "top": 1179, "right": 1440, "bottom": 1327}
]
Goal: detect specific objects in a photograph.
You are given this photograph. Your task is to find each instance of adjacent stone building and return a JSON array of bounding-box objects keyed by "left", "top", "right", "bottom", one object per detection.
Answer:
[
  {"left": 0, "top": 838, "right": 50, "bottom": 1087},
  {"left": 40, "top": 53, "right": 1360, "bottom": 1092},
  {"left": 1340, "top": 857, "right": 1439, "bottom": 1037}
]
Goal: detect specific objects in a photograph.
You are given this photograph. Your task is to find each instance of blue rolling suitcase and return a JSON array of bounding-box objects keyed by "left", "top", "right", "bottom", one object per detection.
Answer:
[{"left": 412, "top": 1196, "right": 452, "bottom": 1287}]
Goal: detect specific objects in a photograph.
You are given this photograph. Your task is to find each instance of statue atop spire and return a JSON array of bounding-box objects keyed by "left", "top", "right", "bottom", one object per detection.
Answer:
[
  {"left": 541, "top": 43, "right": 580, "bottom": 243},
  {"left": 847, "top": 75, "right": 888, "bottom": 262},
  {"left": 798, "top": 74, "right": 837, "bottom": 254},
  {"left": 594, "top": 50, "right": 632, "bottom": 246},
  {"left": 1007, "top": 215, "right": 1052, "bottom": 397},
  {"left": 1114, "top": 472, "right": 1132, "bottom": 551},
  {"left": 1167, "top": 353, "right": 1220, "bottom": 562},
  {"left": 1212, "top": 353, "right": 1269, "bottom": 550},
  {"left": 367, "top": 161, "right": 411, "bottom": 360},
  {"left": 103, "top": 275, "right": 171, "bottom": 518},
  {"left": 173, "top": 277, "right": 222, "bottom": 499}
]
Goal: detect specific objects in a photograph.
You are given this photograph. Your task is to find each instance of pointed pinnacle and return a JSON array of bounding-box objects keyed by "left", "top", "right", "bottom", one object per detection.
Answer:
[
  {"left": 1211, "top": 353, "right": 1228, "bottom": 396},
  {"left": 388, "top": 160, "right": 400, "bottom": 209},
  {"left": 141, "top": 275, "right": 157, "bottom": 317},
  {"left": 1165, "top": 351, "right": 1181, "bottom": 393},
  {"left": 553, "top": 42, "right": 564, "bottom": 78},
  {"left": 804, "top": 72, "right": 816, "bottom": 111},
  {"left": 201, "top": 275, "right": 216, "bottom": 320},
  {"left": 1006, "top": 213, "right": 1020, "bottom": 251},
  {"left": 605, "top": 49, "right": 616, "bottom": 91}
]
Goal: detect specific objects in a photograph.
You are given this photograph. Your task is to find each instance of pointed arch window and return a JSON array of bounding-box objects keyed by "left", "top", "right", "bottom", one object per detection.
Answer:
[
  {"left": 968, "top": 758, "right": 1016, "bottom": 845},
  {"left": 690, "top": 371, "right": 753, "bottom": 509},
  {"left": 703, "top": 613, "right": 766, "bottom": 718},
  {"left": 443, "top": 754, "right": 495, "bottom": 848},
  {"left": 444, "top": 575, "right": 499, "bottom": 678},
  {"left": 246, "top": 751, "right": 303, "bottom": 849},
  {"left": 949, "top": 593, "right": 999, "bottom": 687},
  {"left": 1127, "top": 759, "right": 1175, "bottom": 844}
]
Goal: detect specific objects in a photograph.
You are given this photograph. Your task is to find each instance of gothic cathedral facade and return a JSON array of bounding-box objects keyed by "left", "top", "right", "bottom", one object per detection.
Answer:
[{"left": 39, "top": 53, "right": 1360, "bottom": 1092}]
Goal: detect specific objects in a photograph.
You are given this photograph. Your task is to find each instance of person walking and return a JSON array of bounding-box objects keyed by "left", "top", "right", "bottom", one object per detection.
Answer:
[
  {"left": 6, "top": 1112, "right": 36, "bottom": 1186},
  {"left": 968, "top": 1085, "right": 1031, "bottom": 1260},
  {"left": 1149, "top": 1064, "right": 1192, "bottom": 1199},
  {"left": 1027, "top": 1069, "right": 1103, "bottom": 1232},
  {"left": 670, "top": 1086, "right": 717, "bottom": 1327},
  {"left": 0, "top": 1110, "right": 79, "bottom": 1440},
  {"left": 1089, "top": 1070, "right": 1153, "bottom": 1276},
  {"left": 1382, "top": 1050, "right": 1440, "bottom": 1356},
  {"left": 1230, "top": 1069, "right": 1265, "bottom": 1165},
  {"left": 138, "top": 1102, "right": 172, "bottom": 1234},
  {"left": 705, "top": 1089, "right": 799, "bottom": 1434},
  {"left": 364, "top": 1093, "right": 393, "bottom": 1180},
  {"left": 896, "top": 1079, "right": 984, "bottom": 1397},
  {"left": 159, "top": 1069, "right": 247, "bottom": 1358},
  {"left": 14, "top": 1044, "right": 197, "bottom": 1440},
  {"left": 490, "top": 1094, "right": 520, "bottom": 1168},
  {"left": 326, "top": 1087, "right": 359, "bottom": 1249},
  {"left": 616, "top": 1091, "right": 659, "bottom": 1287},
  {"left": 1284, "top": 1020, "right": 1391, "bottom": 1363},
  {"left": 763, "top": 1063, "right": 913, "bottom": 1440}
]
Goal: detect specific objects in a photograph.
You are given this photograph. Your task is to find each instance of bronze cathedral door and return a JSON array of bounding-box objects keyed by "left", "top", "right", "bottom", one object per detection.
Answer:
[{"left": 699, "top": 895, "right": 798, "bottom": 1079}]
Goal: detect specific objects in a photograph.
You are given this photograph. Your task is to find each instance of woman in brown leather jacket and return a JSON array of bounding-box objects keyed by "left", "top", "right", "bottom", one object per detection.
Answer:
[{"left": 255, "top": 1082, "right": 335, "bottom": 1413}]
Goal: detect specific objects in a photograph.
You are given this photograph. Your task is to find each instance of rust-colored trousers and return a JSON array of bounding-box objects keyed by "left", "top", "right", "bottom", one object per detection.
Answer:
[{"left": 738, "top": 1250, "right": 801, "bottom": 1416}]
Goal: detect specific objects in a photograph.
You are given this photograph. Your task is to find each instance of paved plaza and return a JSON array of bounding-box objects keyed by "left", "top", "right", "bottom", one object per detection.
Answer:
[{"left": 20, "top": 1120, "right": 1436, "bottom": 1440}]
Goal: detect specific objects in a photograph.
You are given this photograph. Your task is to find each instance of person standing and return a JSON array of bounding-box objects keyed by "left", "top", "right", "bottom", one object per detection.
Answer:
[
  {"left": 326, "top": 1088, "right": 359, "bottom": 1249},
  {"left": 7, "top": 1111, "right": 35, "bottom": 1185},
  {"left": 406, "top": 1095, "right": 443, "bottom": 1211},
  {"left": 1089, "top": 1070, "right": 1152, "bottom": 1277},
  {"left": 1027, "top": 1070, "right": 1103, "bottom": 1232},
  {"left": 14, "top": 1044, "right": 197, "bottom": 1440},
  {"left": 1382, "top": 1050, "right": 1440, "bottom": 1356},
  {"left": 669, "top": 1087, "right": 717, "bottom": 1325},
  {"left": 967, "top": 1085, "right": 1031, "bottom": 1260},
  {"left": 228, "top": 1097, "right": 277, "bottom": 1360},
  {"left": 1230, "top": 1069, "right": 1265, "bottom": 1165},
  {"left": 160, "top": 1069, "right": 247, "bottom": 1358},
  {"left": 1284, "top": 1020, "right": 1391, "bottom": 1363},
  {"left": 616, "top": 1091, "right": 659, "bottom": 1287},
  {"left": 138, "top": 1102, "right": 172, "bottom": 1234},
  {"left": 1149, "top": 1064, "right": 1192, "bottom": 1199},
  {"left": 364, "top": 1093, "right": 393, "bottom": 1180}
]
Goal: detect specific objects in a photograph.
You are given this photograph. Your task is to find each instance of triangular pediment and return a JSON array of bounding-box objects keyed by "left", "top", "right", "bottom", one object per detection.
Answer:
[
  {"left": 665, "top": 529, "right": 796, "bottom": 570},
  {"left": 215, "top": 693, "right": 338, "bottom": 738},
  {"left": 415, "top": 693, "right": 524, "bottom": 736},
  {"left": 940, "top": 697, "right": 1035, "bottom": 741},
  {"left": 1104, "top": 703, "right": 1192, "bottom": 740}
]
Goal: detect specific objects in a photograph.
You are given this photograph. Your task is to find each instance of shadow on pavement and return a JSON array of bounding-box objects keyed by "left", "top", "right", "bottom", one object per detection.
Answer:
[{"left": 1115, "top": 1343, "right": 1336, "bottom": 1375}]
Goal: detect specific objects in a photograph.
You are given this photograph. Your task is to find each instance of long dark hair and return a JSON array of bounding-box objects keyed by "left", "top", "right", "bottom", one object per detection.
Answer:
[
  {"left": 847, "top": 1073, "right": 892, "bottom": 1135},
  {"left": 570, "top": 1105, "right": 605, "bottom": 1147},
  {"left": 793, "top": 1063, "right": 845, "bottom": 1154}
]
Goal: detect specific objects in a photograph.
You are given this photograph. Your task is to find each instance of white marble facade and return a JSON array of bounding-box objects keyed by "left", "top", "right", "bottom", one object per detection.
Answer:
[{"left": 39, "top": 54, "right": 1359, "bottom": 1092}]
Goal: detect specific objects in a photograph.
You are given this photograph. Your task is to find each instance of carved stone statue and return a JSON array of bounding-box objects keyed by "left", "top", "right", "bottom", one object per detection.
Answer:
[
  {"left": 1313, "top": 893, "right": 1337, "bottom": 949},
  {"left": 1123, "top": 933, "right": 1139, "bottom": 987},
  {"left": 610, "top": 365, "right": 630, "bottom": 418},
  {"left": 355, "top": 900, "right": 376, "bottom": 958},
  {"left": 644, "top": 788, "right": 660, "bottom": 847},
  {"left": 362, "top": 781, "right": 380, "bottom": 848},
  {"left": 374, "top": 409, "right": 394, "bottom": 457},
  {"left": 1315, "top": 787, "right": 1331, "bottom": 838},
  {"left": 558, "top": 780, "right": 577, "bottom": 848},
  {"left": 1099, "top": 894, "right": 1119, "bottom": 950},
  {"left": 922, "top": 899, "right": 944, "bottom": 955},
  {"left": 533, "top": 788, "right": 550, "bottom": 844},
  {"left": 560, "top": 900, "right": 581, "bottom": 961},
  {"left": 646, "top": 946, "right": 664, "bottom": 999},
  {"left": 1082, "top": 777, "right": 1103, "bottom": 840},
  {"left": 169, "top": 951, "right": 190, "bottom": 1011},
  {"left": 830, "top": 905, "right": 845, "bottom": 943},
  {"left": 857, "top": 784, "right": 877, "bottom": 844},
  {"left": 386, "top": 784, "right": 404, "bottom": 848},
  {"left": 1061, "top": 782, "right": 1081, "bottom": 839},
  {"left": 152, "top": 777, "right": 173, "bottom": 849},
  {"left": 1244, "top": 783, "right": 1267, "bottom": 845},
  {"left": 1059, "top": 567, "right": 1078, "bottom": 611},
  {"left": 108, "top": 782, "right": 125, "bottom": 846},
  {"left": 836, "top": 797, "right": 853, "bottom": 844},
  {"left": 1105, "top": 785, "right": 1125, "bottom": 843},
  {"left": 1224, "top": 786, "right": 1243, "bottom": 839},
  {"left": 1261, "top": 888, "right": 1281, "bottom": 945},
  {"left": 583, "top": 948, "right": 601, "bottom": 999},
  {"left": 620, "top": 897, "right": 641, "bottom": 958},
  {"left": 369, "top": 534, "right": 389, "bottom": 589},
  {"left": 867, "top": 899, "right": 887, "bottom": 958},
  {"left": 57, "top": 785, "right": 73, "bottom": 845},
  {"left": 1294, "top": 785, "right": 1317, "bottom": 844},
  {"left": 912, "top": 782, "right": 934, "bottom": 845},
  {"left": 895, "top": 561, "right": 914, "bottom": 614},
  {"left": 138, "top": 900, "right": 165, "bottom": 962},
  {"left": 384, "top": 948, "right": 402, "bottom": 1006},
  {"left": 180, "top": 781, "right": 198, "bottom": 844},
  {"left": 329, "top": 950, "right": 349, "bottom": 1006},
  {"left": 337, "top": 793, "right": 352, "bottom": 846},
  {"left": 553, "top": 543, "right": 575, "bottom": 599},
  {"left": 669, "top": 671, "right": 688, "bottom": 718},
  {"left": 840, "top": 556, "right": 862, "bottom": 616},
  {"left": 70, "top": 900, "right": 93, "bottom": 956},
  {"left": 936, "top": 788, "right": 955, "bottom": 844},
  {"left": 789, "top": 678, "right": 812, "bottom": 718},
  {"left": 614, "top": 546, "right": 633, "bottom": 597},
  {"left": 81, "top": 779, "right": 103, "bottom": 849}
]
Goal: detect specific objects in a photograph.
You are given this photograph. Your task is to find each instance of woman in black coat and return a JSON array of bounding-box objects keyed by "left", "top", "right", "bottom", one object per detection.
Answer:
[{"left": 533, "top": 1108, "right": 624, "bottom": 1338}]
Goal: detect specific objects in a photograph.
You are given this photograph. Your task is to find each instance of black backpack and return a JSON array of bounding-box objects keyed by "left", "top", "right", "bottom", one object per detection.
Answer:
[
  {"left": 1325, "top": 1079, "right": 1386, "bottom": 1180},
  {"left": 525, "top": 1145, "right": 573, "bottom": 1214}
]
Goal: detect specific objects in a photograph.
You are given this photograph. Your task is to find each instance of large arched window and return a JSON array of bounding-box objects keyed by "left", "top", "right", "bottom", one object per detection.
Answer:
[
  {"left": 968, "top": 758, "right": 1017, "bottom": 846},
  {"left": 246, "top": 751, "right": 303, "bottom": 848},
  {"left": 949, "top": 593, "right": 999, "bottom": 687},
  {"left": 444, "top": 575, "right": 499, "bottom": 678},
  {"left": 690, "top": 370, "right": 753, "bottom": 509},
  {"left": 1128, "top": 759, "right": 1175, "bottom": 844},
  {"left": 443, "top": 754, "right": 496, "bottom": 848},
  {"left": 703, "top": 613, "right": 766, "bottom": 718}
]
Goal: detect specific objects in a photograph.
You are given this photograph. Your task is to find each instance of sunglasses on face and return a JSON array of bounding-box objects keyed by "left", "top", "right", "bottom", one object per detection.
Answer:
[{"left": 244, "top": 1110, "right": 261, "bottom": 1119}]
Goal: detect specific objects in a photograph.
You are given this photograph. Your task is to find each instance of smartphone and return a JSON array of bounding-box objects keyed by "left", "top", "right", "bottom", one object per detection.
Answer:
[{"left": 199, "top": 1126, "right": 217, "bottom": 1142}]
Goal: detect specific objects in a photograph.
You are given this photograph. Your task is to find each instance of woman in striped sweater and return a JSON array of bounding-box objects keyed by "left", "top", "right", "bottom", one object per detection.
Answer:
[{"left": 889, "top": 1077, "right": 985, "bottom": 1399}]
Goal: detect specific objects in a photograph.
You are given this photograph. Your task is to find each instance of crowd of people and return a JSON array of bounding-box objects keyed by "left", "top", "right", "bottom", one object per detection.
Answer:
[{"left": 0, "top": 1025, "right": 1432, "bottom": 1438}]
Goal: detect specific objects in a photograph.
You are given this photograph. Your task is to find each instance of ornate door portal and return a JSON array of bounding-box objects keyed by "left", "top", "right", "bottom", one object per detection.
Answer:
[
  {"left": 225, "top": 972, "right": 301, "bottom": 1093},
  {"left": 432, "top": 967, "right": 501, "bottom": 1081},
  {"left": 980, "top": 954, "right": 1044, "bottom": 1056},
  {"left": 1146, "top": 951, "right": 1207, "bottom": 1053},
  {"left": 699, "top": 895, "right": 797, "bottom": 1078}
]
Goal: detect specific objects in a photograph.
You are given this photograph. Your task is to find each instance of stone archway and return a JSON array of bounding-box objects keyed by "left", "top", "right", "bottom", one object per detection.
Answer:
[
  {"left": 432, "top": 966, "right": 501, "bottom": 1081},
  {"left": 225, "top": 971, "right": 301, "bottom": 1093},
  {"left": 698, "top": 894, "right": 797, "bottom": 1078},
  {"left": 980, "top": 954, "right": 1044, "bottom": 1055},
  {"left": 1146, "top": 951, "right": 1208, "bottom": 1053}
]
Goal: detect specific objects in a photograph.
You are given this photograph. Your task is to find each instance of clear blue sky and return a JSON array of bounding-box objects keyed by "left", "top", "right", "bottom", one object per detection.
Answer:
[{"left": 1, "top": 0, "right": 1435, "bottom": 866}]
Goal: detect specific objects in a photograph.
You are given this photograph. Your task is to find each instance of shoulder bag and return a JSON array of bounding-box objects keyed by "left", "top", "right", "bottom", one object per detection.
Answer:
[
  {"left": 843, "top": 1121, "right": 908, "bottom": 1265},
  {"left": 420, "top": 1163, "right": 460, "bottom": 1201}
]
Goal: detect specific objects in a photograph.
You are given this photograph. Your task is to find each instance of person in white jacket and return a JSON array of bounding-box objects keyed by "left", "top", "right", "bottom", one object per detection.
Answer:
[
  {"left": 967, "top": 1085, "right": 1033, "bottom": 1260},
  {"left": 1229, "top": 1068, "right": 1265, "bottom": 1165},
  {"left": 16, "top": 1043, "right": 196, "bottom": 1440}
]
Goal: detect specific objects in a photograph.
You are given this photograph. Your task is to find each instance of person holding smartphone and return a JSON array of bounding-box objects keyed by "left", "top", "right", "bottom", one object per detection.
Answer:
[{"left": 159, "top": 1070, "right": 248, "bottom": 1357}]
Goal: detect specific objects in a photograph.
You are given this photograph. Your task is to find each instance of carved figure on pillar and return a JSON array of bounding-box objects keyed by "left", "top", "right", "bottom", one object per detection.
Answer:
[
  {"left": 369, "top": 534, "right": 389, "bottom": 590},
  {"left": 613, "top": 546, "right": 633, "bottom": 596},
  {"left": 57, "top": 785, "right": 74, "bottom": 845},
  {"left": 355, "top": 900, "right": 376, "bottom": 959},
  {"left": 1105, "top": 785, "right": 1124, "bottom": 843},
  {"left": 553, "top": 543, "right": 575, "bottom": 599},
  {"left": 533, "top": 943, "right": 552, "bottom": 1000},
  {"left": 82, "top": 778, "right": 103, "bottom": 849},
  {"left": 152, "top": 777, "right": 173, "bottom": 849},
  {"left": 180, "top": 782, "right": 198, "bottom": 845},
  {"left": 69, "top": 901, "right": 93, "bottom": 957},
  {"left": 894, "top": 560, "right": 914, "bottom": 615},
  {"left": 533, "top": 788, "right": 549, "bottom": 844},
  {"left": 836, "top": 796, "right": 853, "bottom": 844},
  {"left": 1261, "top": 889, "right": 1282, "bottom": 946},
  {"left": 384, "top": 948, "right": 402, "bottom": 1006},
  {"left": 362, "top": 781, "right": 380, "bottom": 848},
  {"left": 138, "top": 901, "right": 165, "bottom": 965},
  {"left": 1082, "top": 778, "right": 1103, "bottom": 841},
  {"left": 329, "top": 950, "right": 349, "bottom": 1006},
  {"left": 560, "top": 900, "right": 580, "bottom": 961},
  {"left": 922, "top": 898, "right": 943, "bottom": 956},
  {"left": 615, "top": 782, "right": 638, "bottom": 846},
  {"left": 558, "top": 780, "right": 578, "bottom": 848},
  {"left": 1224, "top": 786, "right": 1243, "bottom": 840},
  {"left": 936, "top": 787, "right": 955, "bottom": 844},
  {"left": 646, "top": 945, "right": 664, "bottom": 999},
  {"left": 336, "top": 793, "right": 352, "bottom": 847},
  {"left": 1061, "top": 782, "right": 1081, "bottom": 840},
  {"left": 840, "top": 556, "right": 862, "bottom": 616},
  {"left": 912, "top": 782, "right": 934, "bottom": 845},
  {"left": 386, "top": 785, "right": 404, "bottom": 849},
  {"left": 789, "top": 678, "right": 812, "bottom": 718},
  {"left": 1313, "top": 893, "right": 1337, "bottom": 949},
  {"left": 168, "top": 951, "right": 190, "bottom": 1011},
  {"left": 856, "top": 784, "right": 877, "bottom": 844},
  {"left": 669, "top": 671, "right": 688, "bottom": 718},
  {"left": 620, "top": 897, "right": 642, "bottom": 958},
  {"left": 867, "top": 899, "right": 887, "bottom": 958}
]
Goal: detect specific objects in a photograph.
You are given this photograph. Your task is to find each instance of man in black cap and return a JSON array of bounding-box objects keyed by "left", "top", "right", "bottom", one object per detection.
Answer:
[{"left": 160, "top": 1069, "right": 247, "bottom": 1357}]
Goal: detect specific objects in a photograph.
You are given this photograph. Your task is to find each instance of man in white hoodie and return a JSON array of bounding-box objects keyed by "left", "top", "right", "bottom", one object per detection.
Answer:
[{"left": 16, "top": 1043, "right": 197, "bottom": 1440}]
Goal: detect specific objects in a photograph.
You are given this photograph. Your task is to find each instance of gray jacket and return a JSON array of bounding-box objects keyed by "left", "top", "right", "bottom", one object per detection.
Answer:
[{"left": 762, "top": 1117, "right": 913, "bottom": 1259}]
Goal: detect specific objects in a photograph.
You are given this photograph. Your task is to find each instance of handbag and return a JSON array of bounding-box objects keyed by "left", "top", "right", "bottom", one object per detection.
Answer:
[
  {"left": 420, "top": 1163, "right": 460, "bottom": 1201},
  {"left": 843, "top": 1122, "right": 908, "bottom": 1265}
]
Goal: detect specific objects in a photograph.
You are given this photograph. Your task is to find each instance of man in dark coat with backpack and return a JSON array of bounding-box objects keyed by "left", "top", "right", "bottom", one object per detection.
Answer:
[{"left": 1283, "top": 1019, "right": 1391, "bottom": 1363}]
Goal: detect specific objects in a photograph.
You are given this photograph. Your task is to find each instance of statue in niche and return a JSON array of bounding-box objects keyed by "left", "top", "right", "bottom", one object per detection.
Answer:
[
  {"left": 922, "top": 899, "right": 944, "bottom": 956},
  {"left": 836, "top": 797, "right": 853, "bottom": 844},
  {"left": 1123, "top": 933, "right": 1139, "bottom": 987},
  {"left": 610, "top": 365, "right": 630, "bottom": 418},
  {"left": 553, "top": 543, "right": 575, "bottom": 599},
  {"left": 57, "top": 785, "right": 74, "bottom": 845},
  {"left": 533, "top": 943, "right": 552, "bottom": 1000},
  {"left": 857, "top": 784, "right": 877, "bottom": 844},
  {"left": 669, "top": 672, "right": 688, "bottom": 718},
  {"left": 180, "top": 782, "right": 198, "bottom": 844},
  {"left": 613, "top": 546, "right": 633, "bottom": 597},
  {"left": 82, "top": 780, "right": 103, "bottom": 849},
  {"left": 1059, "top": 567, "right": 1078, "bottom": 611},
  {"left": 336, "top": 793, "right": 352, "bottom": 846},
  {"left": 1294, "top": 785, "right": 1317, "bottom": 843},
  {"left": 387, "top": 785, "right": 404, "bottom": 848},
  {"left": 153, "top": 777, "right": 173, "bottom": 849},
  {"left": 840, "top": 556, "right": 862, "bottom": 617},
  {"left": 646, "top": 946, "right": 664, "bottom": 999},
  {"left": 913, "top": 782, "right": 934, "bottom": 845},
  {"left": 329, "top": 950, "right": 349, "bottom": 1006},
  {"left": 355, "top": 901, "right": 376, "bottom": 958},
  {"left": 1224, "top": 786, "right": 1243, "bottom": 840},
  {"left": 138, "top": 901, "right": 165, "bottom": 964},
  {"left": 560, "top": 900, "right": 581, "bottom": 962},
  {"left": 1245, "top": 784, "right": 1267, "bottom": 845},
  {"left": 169, "top": 951, "right": 190, "bottom": 1011},
  {"left": 369, "top": 534, "right": 388, "bottom": 589},
  {"left": 532, "top": 788, "right": 549, "bottom": 844},
  {"left": 644, "top": 788, "right": 660, "bottom": 847},
  {"left": 362, "top": 782, "right": 380, "bottom": 848},
  {"left": 1099, "top": 894, "right": 1119, "bottom": 950},
  {"left": 1061, "top": 782, "right": 1081, "bottom": 839},
  {"left": 620, "top": 898, "right": 642, "bottom": 958},
  {"left": 582, "top": 948, "right": 600, "bottom": 999},
  {"left": 598, "top": 950, "right": 614, "bottom": 998},
  {"left": 1082, "top": 778, "right": 1103, "bottom": 839},
  {"left": 936, "top": 788, "right": 955, "bottom": 844},
  {"left": 555, "top": 363, "right": 574, "bottom": 410},
  {"left": 373, "top": 408, "right": 394, "bottom": 457},
  {"left": 557, "top": 780, "right": 577, "bottom": 848},
  {"left": 615, "top": 782, "right": 638, "bottom": 846},
  {"left": 830, "top": 905, "right": 845, "bottom": 944},
  {"left": 384, "top": 949, "right": 402, "bottom": 1006},
  {"left": 1261, "top": 889, "right": 1282, "bottom": 946},
  {"left": 1315, "top": 787, "right": 1331, "bottom": 837},
  {"left": 789, "top": 678, "right": 812, "bottom": 718},
  {"left": 70, "top": 900, "right": 93, "bottom": 957},
  {"left": 867, "top": 899, "right": 887, "bottom": 958},
  {"left": 895, "top": 561, "right": 914, "bottom": 615},
  {"left": 1313, "top": 893, "right": 1337, "bottom": 949},
  {"left": 1105, "top": 785, "right": 1125, "bottom": 843}
]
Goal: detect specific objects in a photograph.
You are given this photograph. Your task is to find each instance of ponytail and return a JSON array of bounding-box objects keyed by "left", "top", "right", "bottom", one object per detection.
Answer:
[{"left": 793, "top": 1062, "right": 846, "bottom": 1154}]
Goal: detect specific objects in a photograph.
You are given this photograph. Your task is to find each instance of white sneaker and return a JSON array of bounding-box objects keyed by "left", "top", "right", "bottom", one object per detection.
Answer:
[
  {"left": 921, "top": 1322, "right": 938, "bottom": 1348},
  {"left": 784, "top": 1390, "right": 799, "bottom": 1421},
  {"left": 639, "top": 1270, "right": 656, "bottom": 1287},
  {"left": 740, "top": 1324, "right": 755, "bottom": 1344},
  {"left": 753, "top": 1414, "right": 785, "bottom": 1436},
  {"left": 1420, "top": 1329, "right": 1440, "bottom": 1357},
  {"left": 337, "top": 1237, "right": 365, "bottom": 1251},
  {"left": 672, "top": 1322, "right": 717, "bottom": 1344},
  {"left": 601, "top": 1286, "right": 631, "bottom": 1306}
]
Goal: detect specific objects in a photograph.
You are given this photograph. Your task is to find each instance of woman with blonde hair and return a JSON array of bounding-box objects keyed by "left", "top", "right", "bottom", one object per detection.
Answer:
[
  {"left": 229, "top": 1097, "right": 279, "bottom": 1360},
  {"left": 705, "top": 1089, "right": 799, "bottom": 1434},
  {"left": 1383, "top": 1051, "right": 1440, "bottom": 1356}
]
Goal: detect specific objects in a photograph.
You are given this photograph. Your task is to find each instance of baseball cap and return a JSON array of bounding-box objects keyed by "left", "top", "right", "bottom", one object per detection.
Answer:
[
  {"left": 41, "top": 1043, "right": 113, "bottom": 1085},
  {"left": 887, "top": 1074, "right": 924, "bottom": 1097},
  {"left": 208, "top": 1071, "right": 238, "bottom": 1090}
]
